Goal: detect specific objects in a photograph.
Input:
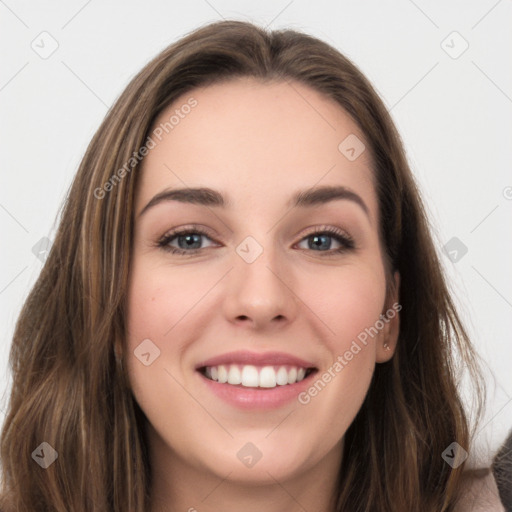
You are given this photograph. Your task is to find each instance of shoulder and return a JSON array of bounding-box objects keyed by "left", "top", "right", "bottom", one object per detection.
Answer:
[{"left": 453, "top": 468, "right": 506, "bottom": 512}]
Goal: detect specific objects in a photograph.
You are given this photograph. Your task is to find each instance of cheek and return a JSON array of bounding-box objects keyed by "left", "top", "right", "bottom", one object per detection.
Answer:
[
  {"left": 293, "top": 267, "right": 385, "bottom": 450},
  {"left": 124, "top": 260, "right": 191, "bottom": 399},
  {"left": 124, "top": 261, "right": 205, "bottom": 442},
  {"left": 304, "top": 260, "right": 387, "bottom": 351},
  {"left": 125, "top": 259, "right": 205, "bottom": 345}
]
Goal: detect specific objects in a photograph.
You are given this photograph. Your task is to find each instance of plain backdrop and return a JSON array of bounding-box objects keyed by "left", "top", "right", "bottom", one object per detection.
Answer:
[{"left": 1, "top": 0, "right": 511, "bottom": 468}]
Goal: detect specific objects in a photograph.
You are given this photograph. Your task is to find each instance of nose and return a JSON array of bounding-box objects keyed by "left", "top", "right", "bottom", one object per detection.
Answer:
[{"left": 221, "top": 240, "right": 299, "bottom": 331}]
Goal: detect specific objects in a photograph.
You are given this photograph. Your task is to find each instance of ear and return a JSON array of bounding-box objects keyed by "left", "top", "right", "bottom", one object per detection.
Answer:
[{"left": 376, "top": 271, "right": 400, "bottom": 363}]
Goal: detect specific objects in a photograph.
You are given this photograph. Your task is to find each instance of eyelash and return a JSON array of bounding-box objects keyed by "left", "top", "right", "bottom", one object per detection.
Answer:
[{"left": 156, "top": 224, "right": 355, "bottom": 257}]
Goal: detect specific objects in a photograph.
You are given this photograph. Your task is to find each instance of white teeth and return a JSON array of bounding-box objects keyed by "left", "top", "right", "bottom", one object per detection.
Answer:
[
  {"left": 287, "top": 367, "right": 297, "bottom": 384},
  {"left": 276, "top": 366, "right": 289, "bottom": 386},
  {"left": 202, "top": 364, "right": 312, "bottom": 388},
  {"left": 227, "top": 365, "right": 241, "bottom": 385},
  {"left": 241, "top": 365, "right": 259, "bottom": 387},
  {"left": 259, "top": 366, "right": 277, "bottom": 388},
  {"left": 217, "top": 365, "right": 228, "bottom": 383}
]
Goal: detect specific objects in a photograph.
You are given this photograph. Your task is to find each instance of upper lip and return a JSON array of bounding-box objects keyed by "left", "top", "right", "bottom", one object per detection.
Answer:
[{"left": 195, "top": 350, "right": 317, "bottom": 370}]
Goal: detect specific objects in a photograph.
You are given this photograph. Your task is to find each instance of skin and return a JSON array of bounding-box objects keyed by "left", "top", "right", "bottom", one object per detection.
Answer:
[{"left": 125, "top": 77, "right": 400, "bottom": 512}]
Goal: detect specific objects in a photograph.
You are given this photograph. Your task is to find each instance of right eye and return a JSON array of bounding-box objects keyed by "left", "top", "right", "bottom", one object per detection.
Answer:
[{"left": 157, "top": 226, "right": 218, "bottom": 255}]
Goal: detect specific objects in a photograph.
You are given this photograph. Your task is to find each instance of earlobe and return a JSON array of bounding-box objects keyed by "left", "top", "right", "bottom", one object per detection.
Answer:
[
  {"left": 377, "top": 322, "right": 399, "bottom": 362},
  {"left": 377, "top": 271, "right": 400, "bottom": 363}
]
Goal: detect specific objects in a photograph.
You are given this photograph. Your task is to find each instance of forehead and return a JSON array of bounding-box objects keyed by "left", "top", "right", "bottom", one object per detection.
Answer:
[{"left": 137, "top": 77, "right": 377, "bottom": 220}]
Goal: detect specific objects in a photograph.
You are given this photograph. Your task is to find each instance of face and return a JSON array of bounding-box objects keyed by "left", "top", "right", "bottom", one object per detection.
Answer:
[{"left": 125, "top": 77, "right": 399, "bottom": 486}]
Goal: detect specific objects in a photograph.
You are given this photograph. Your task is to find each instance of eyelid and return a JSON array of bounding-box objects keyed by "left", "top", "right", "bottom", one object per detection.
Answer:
[
  {"left": 160, "top": 223, "right": 216, "bottom": 240},
  {"left": 295, "top": 224, "right": 353, "bottom": 242}
]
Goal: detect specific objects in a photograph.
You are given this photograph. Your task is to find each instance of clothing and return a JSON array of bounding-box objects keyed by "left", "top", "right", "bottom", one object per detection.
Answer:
[{"left": 455, "top": 469, "right": 506, "bottom": 511}]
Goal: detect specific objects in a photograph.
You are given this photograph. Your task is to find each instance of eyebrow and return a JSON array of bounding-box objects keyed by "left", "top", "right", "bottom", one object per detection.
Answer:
[{"left": 138, "top": 185, "right": 370, "bottom": 218}]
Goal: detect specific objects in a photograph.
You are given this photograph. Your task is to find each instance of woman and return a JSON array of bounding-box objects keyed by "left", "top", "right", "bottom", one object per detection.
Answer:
[{"left": 0, "top": 20, "right": 502, "bottom": 511}]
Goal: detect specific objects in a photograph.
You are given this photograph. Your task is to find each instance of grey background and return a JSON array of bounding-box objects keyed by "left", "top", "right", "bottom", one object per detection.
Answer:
[{"left": 1, "top": 0, "right": 511, "bottom": 467}]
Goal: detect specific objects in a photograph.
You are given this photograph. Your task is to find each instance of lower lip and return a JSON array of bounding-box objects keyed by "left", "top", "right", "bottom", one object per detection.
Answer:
[{"left": 197, "top": 371, "right": 316, "bottom": 410}]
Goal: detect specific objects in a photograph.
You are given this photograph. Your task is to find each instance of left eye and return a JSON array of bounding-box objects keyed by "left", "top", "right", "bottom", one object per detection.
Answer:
[{"left": 296, "top": 230, "right": 353, "bottom": 252}]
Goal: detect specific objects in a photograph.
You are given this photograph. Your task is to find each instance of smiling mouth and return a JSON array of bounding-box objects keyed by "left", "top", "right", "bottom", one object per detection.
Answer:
[{"left": 198, "top": 364, "right": 317, "bottom": 389}]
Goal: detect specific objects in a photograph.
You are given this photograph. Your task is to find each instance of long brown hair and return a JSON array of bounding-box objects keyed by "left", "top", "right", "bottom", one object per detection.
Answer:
[{"left": 0, "top": 20, "right": 485, "bottom": 511}]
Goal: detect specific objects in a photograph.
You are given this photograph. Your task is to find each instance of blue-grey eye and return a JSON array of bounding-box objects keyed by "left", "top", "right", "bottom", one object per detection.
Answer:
[
  {"left": 176, "top": 233, "right": 203, "bottom": 250},
  {"left": 296, "top": 229, "right": 353, "bottom": 252},
  {"left": 308, "top": 234, "right": 333, "bottom": 251}
]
